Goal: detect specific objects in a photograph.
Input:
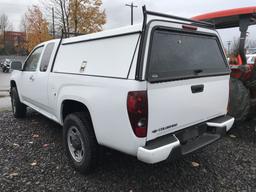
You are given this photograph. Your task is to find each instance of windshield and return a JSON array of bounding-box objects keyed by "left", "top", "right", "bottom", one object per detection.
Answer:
[{"left": 147, "top": 29, "right": 230, "bottom": 82}]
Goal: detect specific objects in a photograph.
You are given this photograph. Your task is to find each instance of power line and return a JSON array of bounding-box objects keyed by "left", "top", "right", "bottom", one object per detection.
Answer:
[{"left": 125, "top": 2, "right": 138, "bottom": 25}]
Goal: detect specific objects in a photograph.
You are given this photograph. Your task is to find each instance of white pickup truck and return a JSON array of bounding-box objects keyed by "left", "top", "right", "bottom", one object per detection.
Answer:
[{"left": 10, "top": 8, "right": 234, "bottom": 173}]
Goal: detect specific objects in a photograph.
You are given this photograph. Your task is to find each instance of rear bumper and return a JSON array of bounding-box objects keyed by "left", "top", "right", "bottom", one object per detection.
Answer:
[{"left": 137, "top": 115, "right": 234, "bottom": 164}]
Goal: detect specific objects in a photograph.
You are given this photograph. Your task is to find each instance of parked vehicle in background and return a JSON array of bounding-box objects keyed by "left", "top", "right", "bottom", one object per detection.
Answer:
[
  {"left": 246, "top": 54, "right": 256, "bottom": 64},
  {"left": 1, "top": 59, "right": 11, "bottom": 73},
  {"left": 193, "top": 6, "right": 256, "bottom": 122},
  {"left": 247, "top": 48, "right": 256, "bottom": 55},
  {"left": 10, "top": 7, "right": 234, "bottom": 174}
]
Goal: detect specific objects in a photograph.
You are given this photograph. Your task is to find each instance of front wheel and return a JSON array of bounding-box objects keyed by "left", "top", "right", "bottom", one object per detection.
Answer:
[
  {"left": 11, "top": 87, "right": 27, "bottom": 118},
  {"left": 63, "top": 112, "right": 99, "bottom": 174}
]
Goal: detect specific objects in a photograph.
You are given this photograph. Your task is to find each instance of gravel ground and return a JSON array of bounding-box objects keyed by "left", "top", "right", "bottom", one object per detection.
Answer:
[
  {"left": 0, "top": 96, "right": 11, "bottom": 110},
  {"left": 0, "top": 110, "right": 255, "bottom": 192}
]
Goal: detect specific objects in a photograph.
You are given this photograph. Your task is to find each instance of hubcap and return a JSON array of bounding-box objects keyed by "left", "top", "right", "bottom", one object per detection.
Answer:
[{"left": 67, "top": 126, "right": 85, "bottom": 162}]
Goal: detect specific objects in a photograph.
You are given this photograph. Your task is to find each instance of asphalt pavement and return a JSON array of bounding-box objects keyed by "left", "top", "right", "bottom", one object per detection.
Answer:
[
  {"left": 0, "top": 71, "right": 11, "bottom": 111},
  {"left": 0, "top": 71, "right": 11, "bottom": 91}
]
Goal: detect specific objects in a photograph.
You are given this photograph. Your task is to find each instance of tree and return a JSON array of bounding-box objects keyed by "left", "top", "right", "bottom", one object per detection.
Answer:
[
  {"left": 247, "top": 39, "right": 256, "bottom": 50},
  {"left": 69, "top": 0, "right": 106, "bottom": 34},
  {"left": 0, "top": 14, "right": 12, "bottom": 33},
  {"left": 42, "top": 0, "right": 106, "bottom": 37},
  {"left": 24, "top": 5, "right": 52, "bottom": 52},
  {"left": 230, "top": 37, "right": 256, "bottom": 56},
  {"left": 230, "top": 37, "right": 240, "bottom": 56},
  {"left": 20, "top": 16, "right": 27, "bottom": 33},
  {"left": 0, "top": 14, "right": 13, "bottom": 53}
]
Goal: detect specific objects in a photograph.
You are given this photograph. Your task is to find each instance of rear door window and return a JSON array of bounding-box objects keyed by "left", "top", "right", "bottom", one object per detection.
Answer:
[
  {"left": 147, "top": 29, "right": 230, "bottom": 82},
  {"left": 40, "top": 42, "right": 55, "bottom": 72}
]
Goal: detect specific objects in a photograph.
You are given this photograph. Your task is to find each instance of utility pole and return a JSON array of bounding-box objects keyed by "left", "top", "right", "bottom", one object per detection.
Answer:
[
  {"left": 52, "top": 7, "right": 55, "bottom": 38},
  {"left": 227, "top": 40, "right": 231, "bottom": 56},
  {"left": 125, "top": 2, "right": 138, "bottom": 25}
]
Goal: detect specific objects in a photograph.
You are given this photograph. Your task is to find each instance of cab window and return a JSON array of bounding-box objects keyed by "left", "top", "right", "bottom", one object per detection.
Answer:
[{"left": 23, "top": 46, "right": 44, "bottom": 72}]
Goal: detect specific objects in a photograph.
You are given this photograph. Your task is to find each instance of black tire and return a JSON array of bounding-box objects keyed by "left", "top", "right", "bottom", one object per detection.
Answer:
[
  {"left": 228, "top": 77, "right": 250, "bottom": 122},
  {"left": 63, "top": 112, "right": 98, "bottom": 174},
  {"left": 11, "top": 87, "right": 27, "bottom": 118}
]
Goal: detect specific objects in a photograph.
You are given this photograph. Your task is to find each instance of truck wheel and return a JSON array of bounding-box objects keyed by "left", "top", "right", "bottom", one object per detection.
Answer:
[
  {"left": 11, "top": 87, "right": 27, "bottom": 118},
  {"left": 63, "top": 112, "right": 98, "bottom": 174},
  {"left": 228, "top": 77, "right": 250, "bottom": 122}
]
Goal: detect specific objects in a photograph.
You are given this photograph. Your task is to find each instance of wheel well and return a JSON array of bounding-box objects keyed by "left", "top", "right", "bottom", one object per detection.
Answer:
[
  {"left": 62, "top": 100, "right": 92, "bottom": 123},
  {"left": 61, "top": 100, "right": 97, "bottom": 140},
  {"left": 10, "top": 80, "right": 16, "bottom": 88}
]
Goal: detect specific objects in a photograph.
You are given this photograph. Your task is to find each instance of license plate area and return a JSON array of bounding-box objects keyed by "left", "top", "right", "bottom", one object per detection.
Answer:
[{"left": 175, "top": 123, "right": 207, "bottom": 145}]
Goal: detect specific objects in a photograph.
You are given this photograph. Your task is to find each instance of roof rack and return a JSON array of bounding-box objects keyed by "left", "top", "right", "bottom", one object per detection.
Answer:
[{"left": 142, "top": 6, "right": 215, "bottom": 29}]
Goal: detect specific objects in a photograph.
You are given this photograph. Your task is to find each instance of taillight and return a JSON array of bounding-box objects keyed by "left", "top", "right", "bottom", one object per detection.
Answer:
[{"left": 127, "top": 91, "right": 148, "bottom": 138}]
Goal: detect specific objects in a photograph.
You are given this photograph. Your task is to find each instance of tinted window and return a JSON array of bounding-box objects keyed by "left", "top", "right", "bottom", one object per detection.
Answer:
[
  {"left": 23, "top": 46, "right": 44, "bottom": 72},
  {"left": 148, "top": 29, "right": 229, "bottom": 82},
  {"left": 40, "top": 43, "right": 55, "bottom": 72}
]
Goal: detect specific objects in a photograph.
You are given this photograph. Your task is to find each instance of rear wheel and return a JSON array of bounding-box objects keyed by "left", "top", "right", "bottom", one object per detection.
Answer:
[
  {"left": 228, "top": 77, "right": 250, "bottom": 122},
  {"left": 63, "top": 112, "right": 98, "bottom": 174},
  {"left": 11, "top": 87, "right": 27, "bottom": 118}
]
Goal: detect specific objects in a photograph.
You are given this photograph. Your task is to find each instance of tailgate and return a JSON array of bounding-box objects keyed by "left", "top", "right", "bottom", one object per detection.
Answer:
[
  {"left": 147, "top": 76, "right": 229, "bottom": 141},
  {"left": 144, "top": 23, "right": 230, "bottom": 141}
]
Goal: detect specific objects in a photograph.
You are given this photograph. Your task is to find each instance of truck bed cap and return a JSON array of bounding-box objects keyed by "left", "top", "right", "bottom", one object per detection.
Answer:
[{"left": 62, "top": 24, "right": 142, "bottom": 45}]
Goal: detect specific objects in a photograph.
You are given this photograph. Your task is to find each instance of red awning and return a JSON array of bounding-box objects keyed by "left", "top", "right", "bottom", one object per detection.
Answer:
[{"left": 192, "top": 7, "right": 256, "bottom": 29}]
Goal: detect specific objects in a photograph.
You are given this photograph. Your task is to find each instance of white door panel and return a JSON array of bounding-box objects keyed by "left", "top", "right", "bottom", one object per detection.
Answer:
[
  {"left": 20, "top": 43, "right": 55, "bottom": 113},
  {"left": 20, "top": 72, "right": 36, "bottom": 103}
]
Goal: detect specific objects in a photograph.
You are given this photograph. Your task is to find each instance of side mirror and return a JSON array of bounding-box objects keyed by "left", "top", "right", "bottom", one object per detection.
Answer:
[{"left": 11, "top": 61, "right": 23, "bottom": 71}]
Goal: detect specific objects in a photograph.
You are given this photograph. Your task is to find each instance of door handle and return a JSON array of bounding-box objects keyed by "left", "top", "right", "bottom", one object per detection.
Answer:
[
  {"left": 191, "top": 84, "right": 204, "bottom": 93},
  {"left": 29, "top": 75, "right": 35, "bottom": 82}
]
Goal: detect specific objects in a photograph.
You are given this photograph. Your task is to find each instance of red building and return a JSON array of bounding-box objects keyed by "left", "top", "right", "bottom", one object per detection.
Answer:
[
  {"left": 4, "top": 31, "right": 26, "bottom": 47},
  {"left": 0, "top": 31, "right": 27, "bottom": 55}
]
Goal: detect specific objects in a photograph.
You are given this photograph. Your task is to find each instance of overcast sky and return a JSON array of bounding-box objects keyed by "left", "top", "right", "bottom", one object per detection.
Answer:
[{"left": 0, "top": 0, "right": 256, "bottom": 48}]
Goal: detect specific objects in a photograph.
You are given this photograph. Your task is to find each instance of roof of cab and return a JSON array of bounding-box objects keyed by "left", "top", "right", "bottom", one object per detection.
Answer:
[{"left": 62, "top": 24, "right": 142, "bottom": 45}]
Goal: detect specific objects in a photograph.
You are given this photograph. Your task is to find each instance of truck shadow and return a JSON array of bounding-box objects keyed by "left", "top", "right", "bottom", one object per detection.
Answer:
[{"left": 21, "top": 109, "right": 256, "bottom": 191}]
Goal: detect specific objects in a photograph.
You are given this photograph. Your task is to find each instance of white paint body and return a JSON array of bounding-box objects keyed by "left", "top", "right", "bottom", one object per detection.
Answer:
[{"left": 11, "top": 19, "right": 234, "bottom": 163}]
